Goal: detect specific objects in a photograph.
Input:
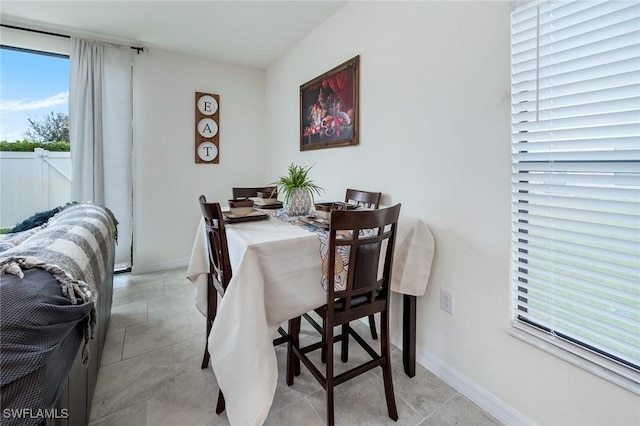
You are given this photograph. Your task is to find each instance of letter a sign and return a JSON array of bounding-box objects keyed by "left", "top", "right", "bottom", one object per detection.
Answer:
[{"left": 195, "top": 92, "right": 220, "bottom": 164}]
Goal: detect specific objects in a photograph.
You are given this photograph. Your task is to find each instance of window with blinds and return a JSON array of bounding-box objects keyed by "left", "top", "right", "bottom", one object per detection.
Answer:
[{"left": 510, "top": 0, "right": 640, "bottom": 384}]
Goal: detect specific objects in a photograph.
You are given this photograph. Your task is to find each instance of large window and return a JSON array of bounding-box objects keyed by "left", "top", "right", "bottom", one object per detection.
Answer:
[
  {"left": 510, "top": 0, "right": 639, "bottom": 389},
  {"left": 1, "top": 28, "right": 134, "bottom": 270},
  {"left": 0, "top": 46, "right": 71, "bottom": 230}
]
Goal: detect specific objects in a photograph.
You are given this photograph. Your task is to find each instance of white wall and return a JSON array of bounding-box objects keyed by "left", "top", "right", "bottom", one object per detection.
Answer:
[
  {"left": 132, "top": 48, "right": 266, "bottom": 272},
  {"left": 263, "top": 2, "right": 639, "bottom": 425}
]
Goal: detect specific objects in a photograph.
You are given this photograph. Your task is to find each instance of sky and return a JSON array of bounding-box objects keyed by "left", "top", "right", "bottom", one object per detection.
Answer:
[{"left": 0, "top": 48, "right": 69, "bottom": 142}]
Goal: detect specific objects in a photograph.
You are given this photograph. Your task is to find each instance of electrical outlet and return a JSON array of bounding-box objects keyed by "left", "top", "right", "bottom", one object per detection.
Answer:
[{"left": 440, "top": 288, "right": 454, "bottom": 314}]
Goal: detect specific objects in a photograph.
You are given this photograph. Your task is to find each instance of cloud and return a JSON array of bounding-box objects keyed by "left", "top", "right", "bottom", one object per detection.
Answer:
[
  {"left": 0, "top": 125, "right": 26, "bottom": 142},
  {"left": 0, "top": 92, "right": 68, "bottom": 112}
]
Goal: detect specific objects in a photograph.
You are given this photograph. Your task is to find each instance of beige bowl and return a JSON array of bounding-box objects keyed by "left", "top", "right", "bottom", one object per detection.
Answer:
[{"left": 229, "top": 198, "right": 254, "bottom": 216}]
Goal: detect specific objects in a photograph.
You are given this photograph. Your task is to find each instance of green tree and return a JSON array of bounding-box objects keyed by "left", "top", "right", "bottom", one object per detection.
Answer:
[{"left": 25, "top": 111, "right": 69, "bottom": 142}]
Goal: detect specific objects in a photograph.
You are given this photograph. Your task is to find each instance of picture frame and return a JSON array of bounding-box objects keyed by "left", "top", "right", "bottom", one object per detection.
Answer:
[{"left": 300, "top": 55, "right": 359, "bottom": 151}]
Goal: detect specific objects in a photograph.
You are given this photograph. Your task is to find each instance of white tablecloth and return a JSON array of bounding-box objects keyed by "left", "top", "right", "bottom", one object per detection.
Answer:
[{"left": 187, "top": 214, "right": 434, "bottom": 425}]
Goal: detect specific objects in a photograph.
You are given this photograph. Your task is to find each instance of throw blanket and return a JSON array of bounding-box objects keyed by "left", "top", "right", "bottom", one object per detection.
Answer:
[
  {"left": 0, "top": 270, "right": 92, "bottom": 426},
  {"left": 0, "top": 202, "right": 118, "bottom": 364}
]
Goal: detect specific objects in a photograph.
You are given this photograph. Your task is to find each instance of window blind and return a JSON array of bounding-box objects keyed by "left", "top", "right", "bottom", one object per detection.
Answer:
[{"left": 510, "top": 0, "right": 640, "bottom": 381}]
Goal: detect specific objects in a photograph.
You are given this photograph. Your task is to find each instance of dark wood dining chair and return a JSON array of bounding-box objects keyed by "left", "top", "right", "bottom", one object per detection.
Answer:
[
  {"left": 346, "top": 188, "right": 382, "bottom": 339},
  {"left": 232, "top": 186, "right": 276, "bottom": 199},
  {"left": 302, "top": 188, "right": 383, "bottom": 351},
  {"left": 345, "top": 188, "right": 381, "bottom": 209},
  {"left": 198, "top": 194, "right": 289, "bottom": 414},
  {"left": 286, "top": 204, "right": 401, "bottom": 426},
  {"left": 198, "top": 195, "right": 230, "bottom": 414}
]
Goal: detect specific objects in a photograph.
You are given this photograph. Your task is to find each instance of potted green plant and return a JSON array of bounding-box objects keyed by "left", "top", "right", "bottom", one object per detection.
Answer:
[{"left": 273, "top": 163, "right": 324, "bottom": 216}]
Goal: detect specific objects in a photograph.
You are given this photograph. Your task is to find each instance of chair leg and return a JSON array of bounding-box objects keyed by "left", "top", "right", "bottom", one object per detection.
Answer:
[
  {"left": 368, "top": 314, "right": 378, "bottom": 340},
  {"left": 286, "top": 317, "right": 301, "bottom": 386},
  {"left": 292, "top": 318, "right": 301, "bottom": 376},
  {"left": 215, "top": 389, "right": 225, "bottom": 414},
  {"left": 201, "top": 344, "right": 210, "bottom": 369},
  {"left": 201, "top": 308, "right": 212, "bottom": 368},
  {"left": 381, "top": 311, "right": 398, "bottom": 421},
  {"left": 326, "top": 322, "right": 335, "bottom": 426},
  {"left": 201, "top": 279, "right": 218, "bottom": 369},
  {"left": 321, "top": 318, "right": 327, "bottom": 364},
  {"left": 341, "top": 323, "right": 349, "bottom": 363},
  {"left": 201, "top": 311, "right": 213, "bottom": 368},
  {"left": 381, "top": 358, "right": 398, "bottom": 420},
  {"left": 327, "top": 386, "right": 335, "bottom": 426}
]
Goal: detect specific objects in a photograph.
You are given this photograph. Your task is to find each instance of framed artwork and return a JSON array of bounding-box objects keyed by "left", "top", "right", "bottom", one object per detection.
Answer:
[{"left": 300, "top": 55, "right": 359, "bottom": 151}]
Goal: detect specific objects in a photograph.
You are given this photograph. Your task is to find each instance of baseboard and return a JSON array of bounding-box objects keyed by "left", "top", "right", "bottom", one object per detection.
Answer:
[
  {"left": 131, "top": 258, "right": 189, "bottom": 275},
  {"left": 415, "top": 351, "right": 534, "bottom": 426}
]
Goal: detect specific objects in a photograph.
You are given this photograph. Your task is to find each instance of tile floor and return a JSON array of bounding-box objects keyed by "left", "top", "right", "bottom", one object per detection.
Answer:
[{"left": 89, "top": 267, "right": 501, "bottom": 426}]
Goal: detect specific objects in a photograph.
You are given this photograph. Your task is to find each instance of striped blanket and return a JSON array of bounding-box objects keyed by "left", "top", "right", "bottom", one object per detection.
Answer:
[{"left": 0, "top": 202, "right": 118, "bottom": 363}]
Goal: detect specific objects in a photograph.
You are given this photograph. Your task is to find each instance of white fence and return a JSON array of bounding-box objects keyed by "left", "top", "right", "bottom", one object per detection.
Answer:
[{"left": 0, "top": 149, "right": 71, "bottom": 229}]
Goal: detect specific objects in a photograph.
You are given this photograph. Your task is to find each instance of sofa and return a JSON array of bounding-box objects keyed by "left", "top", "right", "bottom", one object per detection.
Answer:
[{"left": 0, "top": 202, "right": 117, "bottom": 426}]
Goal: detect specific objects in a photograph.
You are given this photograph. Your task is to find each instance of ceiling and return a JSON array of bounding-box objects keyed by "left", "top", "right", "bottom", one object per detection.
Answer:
[{"left": 0, "top": 1, "right": 347, "bottom": 68}]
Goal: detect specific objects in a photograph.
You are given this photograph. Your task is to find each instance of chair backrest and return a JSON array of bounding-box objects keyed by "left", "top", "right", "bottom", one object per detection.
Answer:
[
  {"left": 344, "top": 188, "right": 381, "bottom": 209},
  {"left": 325, "top": 204, "right": 401, "bottom": 325},
  {"left": 199, "top": 195, "right": 232, "bottom": 294},
  {"left": 232, "top": 186, "right": 277, "bottom": 199}
]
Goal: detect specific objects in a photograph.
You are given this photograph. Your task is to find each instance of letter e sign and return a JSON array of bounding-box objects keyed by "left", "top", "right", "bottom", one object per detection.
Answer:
[{"left": 195, "top": 92, "right": 220, "bottom": 163}]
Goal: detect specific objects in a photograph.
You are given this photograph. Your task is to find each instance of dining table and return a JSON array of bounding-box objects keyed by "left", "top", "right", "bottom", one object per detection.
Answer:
[{"left": 187, "top": 207, "right": 435, "bottom": 425}]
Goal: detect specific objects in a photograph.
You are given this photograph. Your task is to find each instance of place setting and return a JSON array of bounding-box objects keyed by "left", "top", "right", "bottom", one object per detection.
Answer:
[
  {"left": 223, "top": 198, "right": 270, "bottom": 223},
  {"left": 296, "top": 202, "right": 359, "bottom": 229},
  {"left": 223, "top": 187, "right": 284, "bottom": 223}
]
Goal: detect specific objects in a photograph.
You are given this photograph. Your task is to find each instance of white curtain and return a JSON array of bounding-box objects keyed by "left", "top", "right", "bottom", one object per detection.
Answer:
[{"left": 69, "top": 37, "right": 133, "bottom": 268}]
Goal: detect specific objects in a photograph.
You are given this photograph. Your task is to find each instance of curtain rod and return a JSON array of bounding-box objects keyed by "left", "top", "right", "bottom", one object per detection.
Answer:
[{"left": 1, "top": 24, "right": 144, "bottom": 54}]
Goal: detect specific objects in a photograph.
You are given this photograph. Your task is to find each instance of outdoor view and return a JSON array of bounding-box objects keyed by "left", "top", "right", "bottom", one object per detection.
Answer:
[{"left": 0, "top": 47, "right": 70, "bottom": 230}]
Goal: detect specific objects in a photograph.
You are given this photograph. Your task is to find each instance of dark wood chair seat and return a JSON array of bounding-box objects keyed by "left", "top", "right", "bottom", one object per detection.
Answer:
[{"left": 286, "top": 204, "right": 401, "bottom": 426}]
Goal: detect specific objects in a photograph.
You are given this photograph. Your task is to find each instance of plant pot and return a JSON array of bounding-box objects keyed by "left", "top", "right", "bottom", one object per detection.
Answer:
[{"left": 284, "top": 188, "right": 313, "bottom": 216}]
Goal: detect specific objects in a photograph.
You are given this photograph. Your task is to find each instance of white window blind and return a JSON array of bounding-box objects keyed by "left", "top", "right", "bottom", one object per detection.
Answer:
[{"left": 510, "top": 0, "right": 640, "bottom": 383}]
